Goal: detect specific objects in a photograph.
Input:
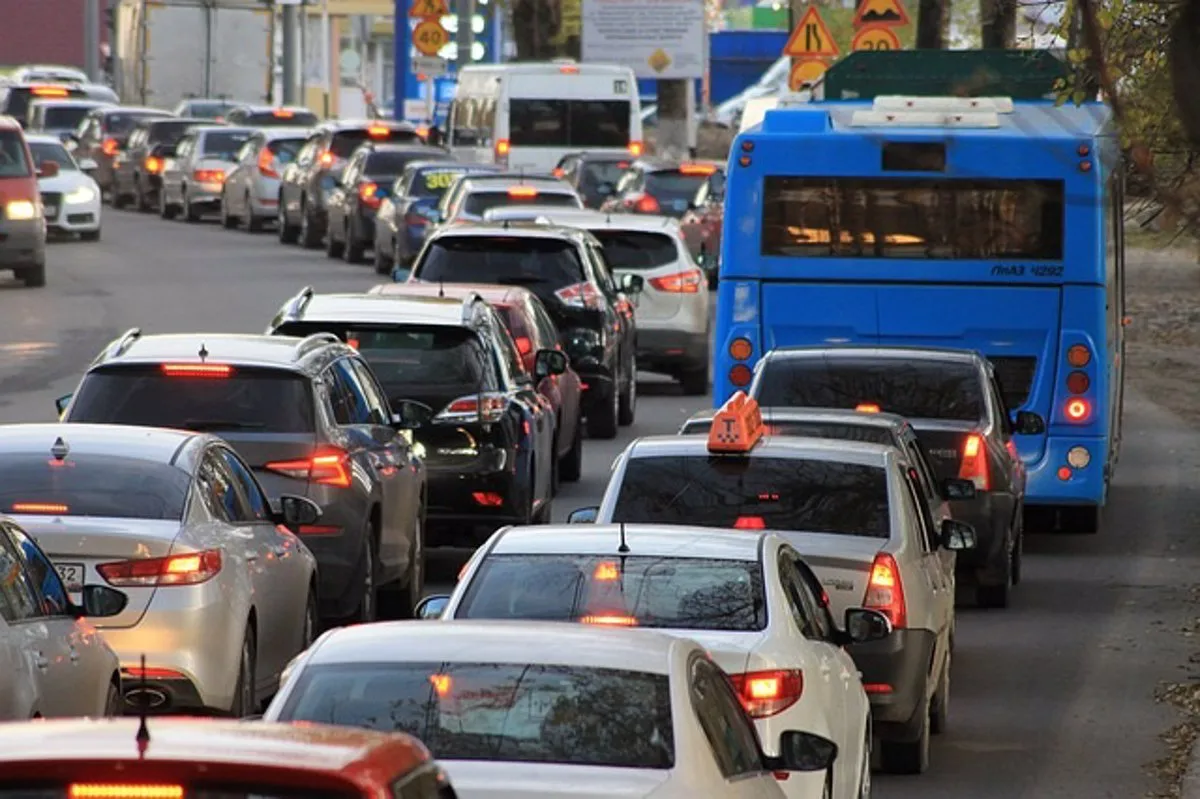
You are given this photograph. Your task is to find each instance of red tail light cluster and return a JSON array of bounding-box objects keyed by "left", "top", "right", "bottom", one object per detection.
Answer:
[
  {"left": 649, "top": 270, "right": 703, "bottom": 293},
  {"left": 265, "top": 449, "right": 352, "bottom": 488},
  {"left": 958, "top": 434, "right": 990, "bottom": 491},
  {"left": 98, "top": 550, "right": 222, "bottom": 587},
  {"left": 628, "top": 194, "right": 659, "bottom": 213},
  {"left": 193, "top": 169, "right": 225, "bottom": 184},
  {"left": 555, "top": 281, "right": 605, "bottom": 310},
  {"left": 728, "top": 669, "right": 804, "bottom": 718},
  {"left": 863, "top": 553, "right": 906, "bottom": 629},
  {"left": 359, "top": 181, "right": 381, "bottom": 208},
  {"left": 1063, "top": 343, "right": 1093, "bottom": 423},
  {"left": 438, "top": 393, "right": 507, "bottom": 424},
  {"left": 257, "top": 147, "right": 279, "bottom": 178}
]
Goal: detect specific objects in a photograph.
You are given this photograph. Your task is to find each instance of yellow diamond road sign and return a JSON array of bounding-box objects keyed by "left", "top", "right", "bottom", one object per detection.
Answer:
[{"left": 648, "top": 48, "right": 672, "bottom": 73}]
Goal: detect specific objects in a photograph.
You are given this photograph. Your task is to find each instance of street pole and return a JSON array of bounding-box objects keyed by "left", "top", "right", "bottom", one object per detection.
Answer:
[
  {"left": 282, "top": 2, "right": 298, "bottom": 105},
  {"left": 84, "top": 0, "right": 102, "bottom": 83},
  {"left": 321, "top": 0, "right": 331, "bottom": 117},
  {"left": 457, "top": 0, "right": 475, "bottom": 70}
]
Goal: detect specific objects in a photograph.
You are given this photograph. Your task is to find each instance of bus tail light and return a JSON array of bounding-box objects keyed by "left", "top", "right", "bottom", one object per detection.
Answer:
[
  {"left": 958, "top": 434, "right": 990, "bottom": 490},
  {"left": 729, "top": 364, "right": 752, "bottom": 386},
  {"left": 863, "top": 553, "right": 906, "bottom": 629},
  {"left": 495, "top": 139, "right": 510, "bottom": 162},
  {"left": 728, "top": 337, "right": 752, "bottom": 360},
  {"left": 1065, "top": 398, "right": 1091, "bottom": 422},
  {"left": 728, "top": 669, "right": 803, "bottom": 718},
  {"left": 1066, "top": 371, "right": 1089, "bottom": 393},
  {"left": 1066, "top": 344, "right": 1091, "bottom": 367}
]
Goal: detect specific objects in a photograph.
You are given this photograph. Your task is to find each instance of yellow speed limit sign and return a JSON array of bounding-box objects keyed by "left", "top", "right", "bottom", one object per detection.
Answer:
[
  {"left": 413, "top": 19, "right": 449, "bottom": 57},
  {"left": 788, "top": 59, "right": 828, "bottom": 92},
  {"left": 852, "top": 25, "right": 902, "bottom": 51}
]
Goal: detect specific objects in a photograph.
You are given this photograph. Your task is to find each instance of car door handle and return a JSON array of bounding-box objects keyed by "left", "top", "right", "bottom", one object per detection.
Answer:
[{"left": 33, "top": 652, "right": 48, "bottom": 670}]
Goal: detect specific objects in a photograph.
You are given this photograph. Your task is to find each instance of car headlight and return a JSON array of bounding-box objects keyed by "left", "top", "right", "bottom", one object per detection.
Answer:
[
  {"left": 5, "top": 200, "right": 37, "bottom": 220},
  {"left": 65, "top": 185, "right": 96, "bottom": 205}
]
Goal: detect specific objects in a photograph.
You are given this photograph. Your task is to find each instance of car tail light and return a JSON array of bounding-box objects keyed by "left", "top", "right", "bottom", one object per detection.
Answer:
[
  {"left": 514, "top": 336, "right": 532, "bottom": 355},
  {"left": 559, "top": 63, "right": 580, "bottom": 74},
  {"left": 265, "top": 449, "right": 352, "bottom": 488},
  {"left": 552, "top": 167, "right": 565, "bottom": 178},
  {"left": 863, "top": 553, "right": 906, "bottom": 628},
  {"left": 11, "top": 502, "right": 68, "bottom": 514},
  {"left": 734, "top": 515, "right": 765, "bottom": 529},
  {"left": 193, "top": 168, "right": 224, "bottom": 183},
  {"left": 70, "top": 786, "right": 183, "bottom": 799},
  {"left": 368, "top": 125, "right": 390, "bottom": 137},
  {"left": 628, "top": 141, "right": 643, "bottom": 157},
  {"left": 958, "top": 433, "right": 990, "bottom": 490},
  {"left": 318, "top": 150, "right": 334, "bottom": 168},
  {"left": 649, "top": 269, "right": 703, "bottom": 293},
  {"left": 632, "top": 194, "right": 659, "bottom": 213},
  {"left": 161, "top": 363, "right": 232, "bottom": 378},
  {"left": 32, "top": 86, "right": 70, "bottom": 98},
  {"left": 856, "top": 403, "right": 880, "bottom": 413},
  {"left": 97, "top": 550, "right": 222, "bottom": 587},
  {"left": 144, "top": 156, "right": 162, "bottom": 174},
  {"left": 728, "top": 669, "right": 803, "bottom": 718},
  {"left": 555, "top": 281, "right": 604, "bottom": 310},
  {"left": 438, "top": 393, "right": 507, "bottom": 424},
  {"left": 359, "top": 181, "right": 381, "bottom": 208},
  {"left": 101, "top": 137, "right": 119, "bottom": 156},
  {"left": 257, "top": 147, "right": 278, "bottom": 178},
  {"left": 1065, "top": 397, "right": 1091, "bottom": 422},
  {"left": 508, "top": 186, "right": 538, "bottom": 198}
]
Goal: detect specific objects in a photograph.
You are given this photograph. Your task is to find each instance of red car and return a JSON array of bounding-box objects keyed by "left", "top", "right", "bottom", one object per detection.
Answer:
[
  {"left": 389, "top": 281, "right": 587, "bottom": 484},
  {"left": 0, "top": 114, "right": 48, "bottom": 287}
]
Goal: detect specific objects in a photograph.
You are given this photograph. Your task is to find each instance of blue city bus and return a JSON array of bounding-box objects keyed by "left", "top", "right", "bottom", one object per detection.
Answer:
[{"left": 713, "top": 51, "right": 1126, "bottom": 532}]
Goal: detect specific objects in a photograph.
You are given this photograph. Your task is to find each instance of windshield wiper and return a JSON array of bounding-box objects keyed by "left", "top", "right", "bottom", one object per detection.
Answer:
[{"left": 182, "top": 419, "right": 266, "bottom": 431}]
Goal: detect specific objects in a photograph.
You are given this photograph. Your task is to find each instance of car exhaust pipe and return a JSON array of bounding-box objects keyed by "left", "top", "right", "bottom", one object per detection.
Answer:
[{"left": 124, "top": 686, "right": 170, "bottom": 710}]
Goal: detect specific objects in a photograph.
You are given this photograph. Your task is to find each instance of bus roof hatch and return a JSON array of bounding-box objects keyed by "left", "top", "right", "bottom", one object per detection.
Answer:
[
  {"left": 872, "top": 96, "right": 1014, "bottom": 114},
  {"left": 849, "top": 110, "right": 1001, "bottom": 128}
]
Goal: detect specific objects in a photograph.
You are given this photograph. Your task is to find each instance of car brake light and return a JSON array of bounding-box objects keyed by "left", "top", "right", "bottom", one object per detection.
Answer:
[
  {"left": 733, "top": 515, "right": 765, "bottom": 529},
  {"left": 472, "top": 491, "right": 504, "bottom": 507},
  {"left": 514, "top": 336, "right": 532, "bottom": 355},
  {"left": 856, "top": 403, "right": 880, "bottom": 413},
  {"left": 318, "top": 150, "right": 334, "bottom": 168},
  {"left": 257, "top": 147, "right": 278, "bottom": 178},
  {"left": 273, "top": 108, "right": 295, "bottom": 118},
  {"left": 265, "top": 450, "right": 352, "bottom": 487},
  {"left": 728, "top": 669, "right": 803, "bottom": 718},
  {"left": 33, "top": 86, "right": 70, "bottom": 97},
  {"left": 11, "top": 502, "right": 68, "bottom": 514},
  {"left": 144, "top": 156, "right": 162, "bottom": 174},
  {"left": 633, "top": 194, "right": 659, "bottom": 213},
  {"left": 101, "top": 138, "right": 119, "bottom": 156},
  {"left": 863, "top": 553, "right": 907, "bottom": 628},
  {"left": 508, "top": 186, "right": 538, "bottom": 198},
  {"left": 161, "top": 363, "right": 232, "bottom": 378},
  {"left": 360, "top": 181, "right": 381, "bottom": 208},
  {"left": 97, "top": 549, "right": 222, "bottom": 587},
  {"left": 70, "top": 786, "right": 184, "bottom": 799},
  {"left": 1065, "top": 398, "right": 1090, "bottom": 421},
  {"left": 552, "top": 167, "right": 565, "bottom": 178},
  {"left": 368, "top": 125, "right": 390, "bottom": 137},
  {"left": 958, "top": 433, "right": 990, "bottom": 490},
  {"left": 193, "top": 168, "right": 224, "bottom": 183},
  {"left": 581, "top": 614, "right": 638, "bottom": 626},
  {"left": 649, "top": 269, "right": 703, "bottom": 293},
  {"left": 559, "top": 63, "right": 580, "bottom": 74},
  {"left": 438, "top": 393, "right": 507, "bottom": 424},
  {"left": 555, "top": 281, "right": 605, "bottom": 310},
  {"left": 628, "top": 141, "right": 642, "bottom": 157},
  {"left": 679, "top": 163, "right": 717, "bottom": 176}
]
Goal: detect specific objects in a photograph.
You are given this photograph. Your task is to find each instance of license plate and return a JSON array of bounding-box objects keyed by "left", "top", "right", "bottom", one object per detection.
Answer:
[
  {"left": 55, "top": 563, "right": 84, "bottom": 592},
  {"left": 44, "top": 205, "right": 58, "bottom": 217}
]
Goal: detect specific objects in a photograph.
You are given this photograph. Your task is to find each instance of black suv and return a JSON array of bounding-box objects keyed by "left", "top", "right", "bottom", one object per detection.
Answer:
[
  {"left": 407, "top": 223, "right": 641, "bottom": 438},
  {"left": 323, "top": 142, "right": 450, "bottom": 264},
  {"left": 748, "top": 345, "right": 1041, "bottom": 608},
  {"left": 111, "top": 117, "right": 209, "bottom": 211},
  {"left": 553, "top": 152, "right": 634, "bottom": 209},
  {"left": 267, "top": 287, "right": 564, "bottom": 546},
  {"left": 55, "top": 329, "right": 428, "bottom": 624},
  {"left": 277, "top": 120, "right": 423, "bottom": 249}
]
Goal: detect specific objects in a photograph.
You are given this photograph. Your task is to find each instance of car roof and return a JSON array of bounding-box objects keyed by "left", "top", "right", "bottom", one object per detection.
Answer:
[
  {"left": 99, "top": 106, "right": 170, "bottom": 115},
  {"left": 462, "top": 176, "right": 575, "bottom": 193},
  {"left": 483, "top": 204, "right": 592, "bottom": 220},
  {"left": 408, "top": 159, "right": 490, "bottom": 172},
  {"left": 319, "top": 118, "right": 417, "bottom": 132},
  {"left": 306, "top": 619, "right": 687, "bottom": 675},
  {"left": 287, "top": 292, "right": 478, "bottom": 327},
  {"left": 360, "top": 143, "right": 445, "bottom": 155},
  {"left": 0, "top": 422, "right": 199, "bottom": 463},
  {"left": 98, "top": 332, "right": 346, "bottom": 370},
  {"left": 370, "top": 281, "right": 532, "bottom": 306},
  {"left": 534, "top": 209, "right": 682, "bottom": 233},
  {"left": 191, "top": 124, "right": 254, "bottom": 135},
  {"left": 427, "top": 222, "right": 591, "bottom": 243},
  {"left": 626, "top": 433, "right": 896, "bottom": 467},
  {"left": 685, "top": 406, "right": 909, "bottom": 432},
  {"left": 28, "top": 98, "right": 111, "bottom": 108},
  {"left": 234, "top": 104, "right": 312, "bottom": 113},
  {"left": 0, "top": 718, "right": 430, "bottom": 775},
  {"left": 24, "top": 133, "right": 73, "bottom": 145},
  {"left": 490, "top": 523, "right": 768, "bottom": 562},
  {"left": 257, "top": 126, "right": 315, "bottom": 139},
  {"left": 764, "top": 345, "right": 985, "bottom": 365}
]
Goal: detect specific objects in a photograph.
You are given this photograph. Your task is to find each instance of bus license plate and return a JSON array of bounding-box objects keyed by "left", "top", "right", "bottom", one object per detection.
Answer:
[{"left": 55, "top": 563, "right": 84, "bottom": 592}]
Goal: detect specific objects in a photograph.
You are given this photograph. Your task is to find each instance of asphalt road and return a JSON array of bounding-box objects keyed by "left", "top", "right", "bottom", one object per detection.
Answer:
[{"left": 2, "top": 209, "right": 1199, "bottom": 798}]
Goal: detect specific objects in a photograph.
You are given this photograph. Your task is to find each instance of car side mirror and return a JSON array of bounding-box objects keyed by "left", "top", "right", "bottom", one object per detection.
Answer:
[
  {"left": 620, "top": 274, "right": 644, "bottom": 294},
  {"left": 940, "top": 519, "right": 977, "bottom": 551},
  {"left": 843, "top": 607, "right": 892, "bottom": 644},
  {"left": 567, "top": 506, "right": 599, "bottom": 524},
  {"left": 1013, "top": 410, "right": 1045, "bottom": 435},
  {"left": 391, "top": 399, "right": 434, "bottom": 429},
  {"left": 415, "top": 594, "right": 450, "bottom": 620},
  {"left": 79, "top": 585, "right": 128, "bottom": 618},
  {"left": 54, "top": 393, "right": 73, "bottom": 415},
  {"left": 38, "top": 161, "right": 59, "bottom": 178},
  {"left": 941, "top": 477, "right": 977, "bottom": 500},
  {"left": 276, "top": 494, "right": 322, "bottom": 530},
  {"left": 77, "top": 157, "right": 98, "bottom": 171},
  {"left": 534, "top": 349, "right": 568, "bottom": 380},
  {"left": 765, "top": 731, "right": 838, "bottom": 773}
]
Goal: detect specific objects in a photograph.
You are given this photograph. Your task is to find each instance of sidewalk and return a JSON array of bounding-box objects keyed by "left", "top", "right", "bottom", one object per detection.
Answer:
[{"left": 1184, "top": 747, "right": 1200, "bottom": 798}]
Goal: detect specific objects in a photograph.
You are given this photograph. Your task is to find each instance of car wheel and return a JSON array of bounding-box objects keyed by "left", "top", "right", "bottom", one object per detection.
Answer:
[
  {"left": 21, "top": 263, "right": 46, "bottom": 288},
  {"left": 352, "top": 530, "right": 378, "bottom": 623},
  {"left": 301, "top": 588, "right": 317, "bottom": 650},
  {"left": 228, "top": 625, "right": 257, "bottom": 717},
  {"left": 930, "top": 649, "right": 950, "bottom": 735},
  {"left": 80, "top": 229, "right": 101, "bottom": 242},
  {"left": 245, "top": 194, "right": 264, "bottom": 232},
  {"left": 975, "top": 530, "right": 1012, "bottom": 608},
  {"left": 373, "top": 240, "right": 392, "bottom": 274},
  {"left": 679, "top": 365, "right": 709, "bottom": 396},
  {"left": 587, "top": 384, "right": 619, "bottom": 439},
  {"left": 183, "top": 190, "right": 201, "bottom": 223},
  {"left": 220, "top": 193, "right": 238, "bottom": 228},
  {"left": 559, "top": 413, "right": 584, "bottom": 482},
  {"left": 618, "top": 361, "right": 636, "bottom": 426},
  {"left": 1011, "top": 523, "right": 1023, "bottom": 585},
  {"left": 299, "top": 199, "right": 322, "bottom": 249},
  {"left": 344, "top": 221, "right": 365, "bottom": 263},
  {"left": 407, "top": 505, "right": 426, "bottom": 617},
  {"left": 278, "top": 198, "right": 299, "bottom": 243},
  {"left": 159, "top": 187, "right": 177, "bottom": 220},
  {"left": 325, "top": 222, "right": 345, "bottom": 258},
  {"left": 135, "top": 177, "right": 152, "bottom": 212},
  {"left": 103, "top": 681, "right": 122, "bottom": 717},
  {"left": 111, "top": 188, "right": 128, "bottom": 209}
]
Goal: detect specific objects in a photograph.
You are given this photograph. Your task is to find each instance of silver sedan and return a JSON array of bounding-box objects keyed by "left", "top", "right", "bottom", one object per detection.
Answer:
[
  {"left": 220, "top": 126, "right": 313, "bottom": 232},
  {"left": 0, "top": 422, "right": 322, "bottom": 716}
]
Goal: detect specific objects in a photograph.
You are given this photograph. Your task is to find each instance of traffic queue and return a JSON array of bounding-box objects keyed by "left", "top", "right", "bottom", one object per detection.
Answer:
[{"left": 0, "top": 67, "right": 1034, "bottom": 799}]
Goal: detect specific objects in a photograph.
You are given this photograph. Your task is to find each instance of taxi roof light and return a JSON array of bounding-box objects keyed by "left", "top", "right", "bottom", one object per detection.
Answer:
[
  {"left": 856, "top": 403, "right": 880, "bottom": 413},
  {"left": 707, "top": 391, "right": 765, "bottom": 454}
]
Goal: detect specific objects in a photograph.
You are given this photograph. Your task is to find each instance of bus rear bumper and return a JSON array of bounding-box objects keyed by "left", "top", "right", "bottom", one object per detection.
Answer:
[{"left": 1023, "top": 435, "right": 1108, "bottom": 506}]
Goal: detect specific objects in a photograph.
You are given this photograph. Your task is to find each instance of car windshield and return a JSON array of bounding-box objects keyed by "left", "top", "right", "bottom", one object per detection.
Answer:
[
  {"left": 0, "top": 455, "right": 191, "bottom": 520},
  {"left": 416, "top": 237, "right": 585, "bottom": 293},
  {"left": 202, "top": 131, "right": 252, "bottom": 159},
  {"left": 753, "top": 358, "right": 986, "bottom": 422},
  {"left": 276, "top": 661, "right": 675, "bottom": 768},
  {"left": 410, "top": 165, "right": 472, "bottom": 198},
  {"left": 41, "top": 105, "right": 94, "bottom": 129},
  {"left": 0, "top": 131, "right": 33, "bottom": 178},
  {"left": 611, "top": 455, "right": 892, "bottom": 537},
  {"left": 462, "top": 190, "right": 580, "bottom": 217},
  {"left": 459, "top": 554, "right": 767, "bottom": 631},
  {"left": 65, "top": 365, "right": 314, "bottom": 434},
  {"left": 28, "top": 141, "right": 77, "bottom": 171},
  {"left": 588, "top": 230, "right": 676, "bottom": 270}
]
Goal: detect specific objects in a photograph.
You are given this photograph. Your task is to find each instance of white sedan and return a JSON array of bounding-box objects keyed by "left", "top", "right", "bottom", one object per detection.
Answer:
[
  {"left": 265, "top": 620, "right": 839, "bottom": 798},
  {"left": 420, "top": 523, "right": 890, "bottom": 799},
  {"left": 26, "top": 134, "right": 101, "bottom": 241}
]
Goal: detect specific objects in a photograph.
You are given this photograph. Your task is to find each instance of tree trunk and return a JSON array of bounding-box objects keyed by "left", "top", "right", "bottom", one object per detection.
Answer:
[
  {"left": 1170, "top": 0, "right": 1200, "bottom": 147},
  {"left": 916, "top": 0, "right": 948, "bottom": 49},
  {"left": 980, "top": 0, "right": 1017, "bottom": 48},
  {"left": 656, "top": 80, "right": 690, "bottom": 161}
]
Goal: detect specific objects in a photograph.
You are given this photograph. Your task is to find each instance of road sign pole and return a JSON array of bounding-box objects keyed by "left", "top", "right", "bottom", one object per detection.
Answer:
[
  {"left": 457, "top": 0, "right": 475, "bottom": 69},
  {"left": 394, "top": 0, "right": 419, "bottom": 120}
]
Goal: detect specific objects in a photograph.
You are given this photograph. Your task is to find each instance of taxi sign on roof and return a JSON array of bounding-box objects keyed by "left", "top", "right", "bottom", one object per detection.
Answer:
[{"left": 707, "top": 391, "right": 765, "bottom": 453}]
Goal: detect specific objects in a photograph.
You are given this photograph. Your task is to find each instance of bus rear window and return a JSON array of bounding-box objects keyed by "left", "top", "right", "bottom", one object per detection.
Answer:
[
  {"left": 761, "top": 176, "right": 1065, "bottom": 260},
  {"left": 753, "top": 358, "right": 985, "bottom": 422},
  {"left": 611, "top": 456, "right": 891, "bottom": 538},
  {"left": 509, "top": 99, "right": 631, "bottom": 148}
]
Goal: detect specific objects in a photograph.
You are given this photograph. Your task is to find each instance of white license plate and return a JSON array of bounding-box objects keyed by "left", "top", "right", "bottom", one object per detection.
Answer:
[
  {"left": 55, "top": 563, "right": 84, "bottom": 592},
  {"left": 44, "top": 205, "right": 58, "bottom": 217}
]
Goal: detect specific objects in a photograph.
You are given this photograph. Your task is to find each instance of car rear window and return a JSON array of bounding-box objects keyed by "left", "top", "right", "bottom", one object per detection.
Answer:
[
  {"left": 589, "top": 230, "right": 677, "bottom": 270},
  {"left": 148, "top": 120, "right": 202, "bottom": 143},
  {"left": 202, "top": 130, "right": 252, "bottom": 159},
  {"left": 243, "top": 109, "right": 321, "bottom": 126},
  {"left": 753, "top": 358, "right": 986, "bottom": 422},
  {"left": 331, "top": 128, "right": 421, "bottom": 158},
  {"left": 509, "top": 99, "right": 632, "bottom": 148},
  {"left": 645, "top": 170, "right": 714, "bottom": 208},
  {"left": 0, "top": 455, "right": 190, "bottom": 520},
  {"left": 581, "top": 160, "right": 629, "bottom": 187},
  {"left": 276, "top": 661, "right": 675, "bottom": 769},
  {"left": 104, "top": 111, "right": 166, "bottom": 135},
  {"left": 416, "top": 236, "right": 586, "bottom": 292},
  {"left": 41, "top": 105, "right": 93, "bottom": 130},
  {"left": 611, "top": 455, "right": 892, "bottom": 538},
  {"left": 682, "top": 418, "right": 895, "bottom": 447},
  {"left": 0, "top": 130, "right": 33, "bottom": 178},
  {"left": 462, "top": 190, "right": 580, "bottom": 217},
  {"left": 66, "top": 365, "right": 314, "bottom": 434},
  {"left": 364, "top": 150, "right": 431, "bottom": 177},
  {"left": 410, "top": 164, "right": 471, "bottom": 198},
  {"left": 459, "top": 554, "right": 767, "bottom": 631}
]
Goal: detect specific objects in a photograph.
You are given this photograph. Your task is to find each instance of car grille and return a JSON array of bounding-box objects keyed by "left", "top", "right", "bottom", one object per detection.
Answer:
[
  {"left": 40, "top": 192, "right": 62, "bottom": 220},
  {"left": 988, "top": 356, "right": 1037, "bottom": 409}
]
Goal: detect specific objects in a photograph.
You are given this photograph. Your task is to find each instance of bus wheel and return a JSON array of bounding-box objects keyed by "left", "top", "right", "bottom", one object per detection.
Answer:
[{"left": 1060, "top": 506, "right": 1100, "bottom": 534}]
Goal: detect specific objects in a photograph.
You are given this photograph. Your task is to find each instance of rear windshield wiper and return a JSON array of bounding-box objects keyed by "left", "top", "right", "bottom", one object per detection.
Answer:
[{"left": 182, "top": 420, "right": 266, "bottom": 431}]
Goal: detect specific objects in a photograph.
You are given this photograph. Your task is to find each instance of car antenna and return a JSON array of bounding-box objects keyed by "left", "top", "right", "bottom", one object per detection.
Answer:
[
  {"left": 198, "top": 343, "right": 208, "bottom": 363},
  {"left": 50, "top": 436, "right": 68, "bottom": 462},
  {"left": 438, "top": 280, "right": 445, "bottom": 298},
  {"left": 135, "top": 653, "right": 151, "bottom": 759},
  {"left": 618, "top": 522, "right": 630, "bottom": 554}
]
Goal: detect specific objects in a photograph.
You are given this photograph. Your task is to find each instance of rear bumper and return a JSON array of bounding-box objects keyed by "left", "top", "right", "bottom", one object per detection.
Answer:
[
  {"left": 848, "top": 627, "right": 935, "bottom": 738},
  {"left": 353, "top": 212, "right": 376, "bottom": 243},
  {"left": 248, "top": 176, "right": 283, "bottom": 216},
  {"left": 185, "top": 183, "right": 224, "bottom": 206},
  {"left": 1024, "top": 434, "right": 1107, "bottom": 506},
  {"left": 425, "top": 454, "right": 524, "bottom": 547},
  {"left": 637, "top": 327, "right": 708, "bottom": 372}
]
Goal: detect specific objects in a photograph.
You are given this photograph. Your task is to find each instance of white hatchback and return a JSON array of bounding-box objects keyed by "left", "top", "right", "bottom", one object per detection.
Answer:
[{"left": 266, "top": 619, "right": 841, "bottom": 798}]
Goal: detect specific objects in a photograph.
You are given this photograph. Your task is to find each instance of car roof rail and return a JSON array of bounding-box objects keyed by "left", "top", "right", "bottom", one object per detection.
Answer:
[
  {"left": 286, "top": 285, "right": 315, "bottom": 318},
  {"left": 294, "top": 331, "right": 342, "bottom": 358},
  {"left": 106, "top": 327, "right": 142, "bottom": 359}
]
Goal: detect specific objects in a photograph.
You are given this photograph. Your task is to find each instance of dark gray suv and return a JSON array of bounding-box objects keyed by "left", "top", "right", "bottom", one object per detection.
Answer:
[{"left": 55, "top": 329, "right": 427, "bottom": 625}]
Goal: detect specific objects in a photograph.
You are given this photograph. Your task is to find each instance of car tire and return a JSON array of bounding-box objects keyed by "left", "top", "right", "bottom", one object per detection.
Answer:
[
  {"left": 325, "top": 224, "right": 345, "bottom": 258},
  {"left": 559, "top": 415, "right": 584, "bottom": 482},
  {"left": 679, "top": 365, "right": 708, "bottom": 396},
  {"left": 618, "top": 364, "right": 636, "bottom": 426},
  {"left": 373, "top": 241, "right": 392, "bottom": 274},
  {"left": 299, "top": 199, "right": 322, "bottom": 249},
  {"left": 80, "top": 229, "right": 100, "bottom": 242},
  {"left": 587, "top": 385, "right": 619, "bottom": 439},
  {"left": 343, "top": 221, "right": 365, "bottom": 263},
  {"left": 111, "top": 188, "right": 128, "bottom": 210},
  {"left": 930, "top": 650, "right": 950, "bottom": 735},
  {"left": 278, "top": 199, "right": 299, "bottom": 243},
  {"left": 135, "top": 177, "right": 152, "bottom": 212},
  {"left": 21, "top": 263, "right": 45, "bottom": 288},
  {"left": 879, "top": 693, "right": 931, "bottom": 775},
  {"left": 183, "top": 191, "right": 201, "bottom": 223},
  {"left": 407, "top": 505, "right": 426, "bottom": 617},
  {"left": 159, "top": 188, "right": 177, "bottom": 220},
  {"left": 976, "top": 530, "right": 1012, "bottom": 608},
  {"left": 228, "top": 625, "right": 256, "bottom": 718},
  {"left": 301, "top": 588, "right": 318, "bottom": 650},
  {"left": 351, "top": 529, "right": 378, "bottom": 623},
  {"left": 220, "top": 194, "right": 238, "bottom": 228},
  {"left": 103, "top": 681, "right": 122, "bottom": 717}
]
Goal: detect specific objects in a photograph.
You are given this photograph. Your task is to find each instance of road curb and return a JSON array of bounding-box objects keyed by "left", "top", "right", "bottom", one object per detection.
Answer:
[{"left": 1184, "top": 744, "right": 1200, "bottom": 799}]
